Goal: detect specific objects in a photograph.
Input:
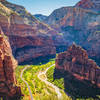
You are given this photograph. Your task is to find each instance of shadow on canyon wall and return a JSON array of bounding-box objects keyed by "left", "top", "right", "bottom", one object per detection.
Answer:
[
  {"left": 0, "top": 89, "right": 22, "bottom": 100},
  {"left": 19, "top": 55, "right": 56, "bottom": 65},
  {"left": 53, "top": 68, "right": 100, "bottom": 100}
]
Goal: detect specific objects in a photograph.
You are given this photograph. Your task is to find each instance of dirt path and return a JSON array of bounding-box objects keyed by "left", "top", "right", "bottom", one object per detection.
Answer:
[
  {"left": 21, "top": 66, "right": 34, "bottom": 100},
  {"left": 38, "top": 64, "right": 62, "bottom": 99}
]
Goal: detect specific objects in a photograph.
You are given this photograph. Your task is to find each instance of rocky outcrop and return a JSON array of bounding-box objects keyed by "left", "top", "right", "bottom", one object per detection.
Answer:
[
  {"left": 0, "top": 1, "right": 57, "bottom": 64},
  {"left": 56, "top": 44, "right": 100, "bottom": 87},
  {"left": 0, "top": 29, "right": 22, "bottom": 99}
]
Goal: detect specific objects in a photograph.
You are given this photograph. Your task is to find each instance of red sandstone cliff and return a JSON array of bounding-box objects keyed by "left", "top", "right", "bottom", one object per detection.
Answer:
[
  {"left": 0, "top": 1, "right": 56, "bottom": 64},
  {"left": 56, "top": 44, "right": 100, "bottom": 87},
  {"left": 0, "top": 28, "right": 22, "bottom": 99}
]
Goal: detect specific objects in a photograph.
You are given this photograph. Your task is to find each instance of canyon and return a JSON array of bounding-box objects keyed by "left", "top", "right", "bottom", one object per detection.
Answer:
[
  {"left": 42, "top": 0, "right": 100, "bottom": 65},
  {"left": 0, "top": 0, "right": 60, "bottom": 64},
  {"left": 1, "top": 0, "right": 100, "bottom": 66},
  {"left": 0, "top": 0, "right": 100, "bottom": 99}
]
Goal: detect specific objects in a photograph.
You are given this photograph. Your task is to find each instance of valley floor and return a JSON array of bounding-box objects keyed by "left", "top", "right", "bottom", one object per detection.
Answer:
[
  {"left": 38, "top": 64, "right": 62, "bottom": 99},
  {"left": 15, "top": 59, "right": 70, "bottom": 100}
]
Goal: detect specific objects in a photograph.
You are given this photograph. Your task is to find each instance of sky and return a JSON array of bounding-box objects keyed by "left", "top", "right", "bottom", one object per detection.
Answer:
[{"left": 7, "top": 0, "right": 80, "bottom": 16}]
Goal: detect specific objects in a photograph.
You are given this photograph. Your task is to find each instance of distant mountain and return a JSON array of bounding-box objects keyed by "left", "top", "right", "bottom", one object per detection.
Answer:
[
  {"left": 44, "top": 7, "right": 70, "bottom": 25},
  {"left": 44, "top": 0, "right": 100, "bottom": 65},
  {"left": 34, "top": 14, "right": 47, "bottom": 22}
]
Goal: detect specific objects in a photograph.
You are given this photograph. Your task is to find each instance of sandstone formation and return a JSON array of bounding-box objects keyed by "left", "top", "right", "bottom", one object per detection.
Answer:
[
  {"left": 56, "top": 44, "right": 100, "bottom": 87},
  {"left": 44, "top": 0, "right": 100, "bottom": 65},
  {"left": 0, "top": 29, "right": 22, "bottom": 100},
  {"left": 0, "top": 0, "right": 57, "bottom": 64}
]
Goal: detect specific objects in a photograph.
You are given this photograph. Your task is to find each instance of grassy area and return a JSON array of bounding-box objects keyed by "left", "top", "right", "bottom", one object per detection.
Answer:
[
  {"left": 46, "top": 65, "right": 64, "bottom": 90},
  {"left": 16, "top": 59, "right": 70, "bottom": 100}
]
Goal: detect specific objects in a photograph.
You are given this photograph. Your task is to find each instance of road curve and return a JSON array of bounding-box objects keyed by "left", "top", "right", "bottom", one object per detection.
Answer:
[
  {"left": 21, "top": 66, "right": 34, "bottom": 100},
  {"left": 38, "top": 64, "right": 62, "bottom": 99}
]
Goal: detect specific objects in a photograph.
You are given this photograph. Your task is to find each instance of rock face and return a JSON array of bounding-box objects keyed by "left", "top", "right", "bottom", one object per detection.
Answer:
[
  {"left": 0, "top": 29, "right": 22, "bottom": 99},
  {"left": 44, "top": 0, "right": 100, "bottom": 65},
  {"left": 0, "top": 0, "right": 57, "bottom": 64},
  {"left": 76, "top": 0, "right": 100, "bottom": 11},
  {"left": 44, "top": 7, "right": 69, "bottom": 26},
  {"left": 56, "top": 44, "right": 100, "bottom": 87}
]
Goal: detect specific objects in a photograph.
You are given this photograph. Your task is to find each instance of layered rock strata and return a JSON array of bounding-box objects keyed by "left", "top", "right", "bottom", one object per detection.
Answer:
[
  {"left": 0, "top": 29, "right": 22, "bottom": 100},
  {"left": 0, "top": 1, "right": 57, "bottom": 64}
]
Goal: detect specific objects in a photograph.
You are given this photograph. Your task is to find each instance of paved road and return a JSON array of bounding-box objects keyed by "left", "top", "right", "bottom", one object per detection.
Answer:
[
  {"left": 21, "top": 66, "right": 34, "bottom": 100},
  {"left": 38, "top": 64, "right": 62, "bottom": 99}
]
